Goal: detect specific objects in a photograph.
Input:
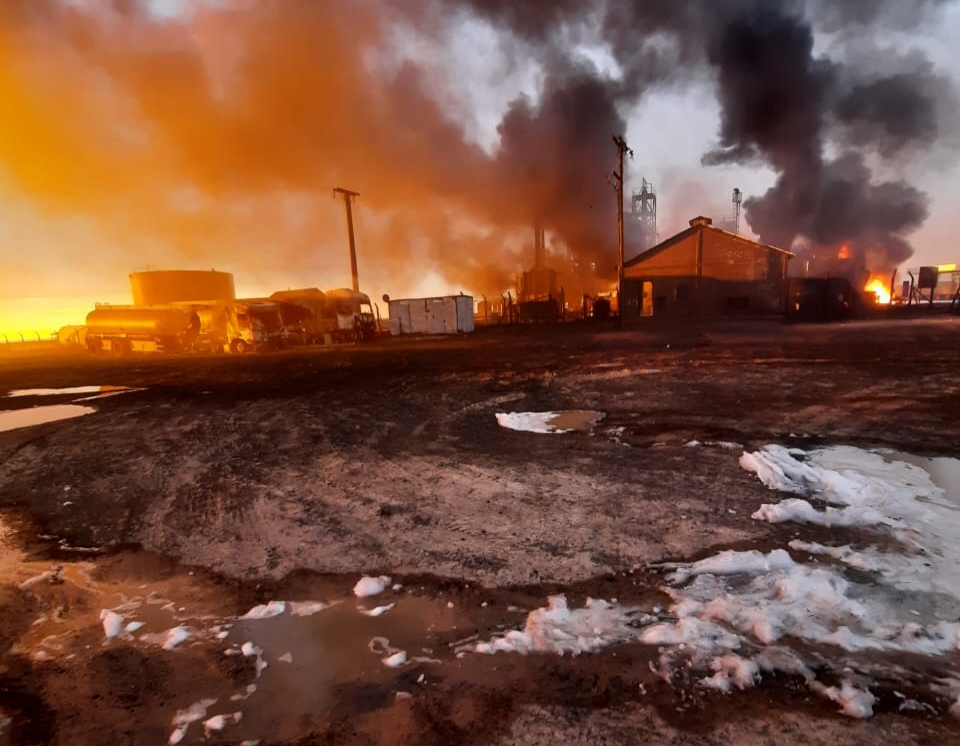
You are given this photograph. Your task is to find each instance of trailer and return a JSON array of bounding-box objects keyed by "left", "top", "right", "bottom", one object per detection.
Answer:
[
  {"left": 84, "top": 305, "right": 202, "bottom": 355},
  {"left": 387, "top": 295, "right": 474, "bottom": 335}
]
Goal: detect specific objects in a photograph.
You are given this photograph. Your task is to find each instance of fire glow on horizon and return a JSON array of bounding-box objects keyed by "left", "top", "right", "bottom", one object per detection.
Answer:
[{"left": 0, "top": 0, "right": 956, "bottom": 335}]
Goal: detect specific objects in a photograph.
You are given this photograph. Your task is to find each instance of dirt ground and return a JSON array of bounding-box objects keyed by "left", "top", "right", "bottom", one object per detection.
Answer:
[{"left": 0, "top": 317, "right": 959, "bottom": 744}]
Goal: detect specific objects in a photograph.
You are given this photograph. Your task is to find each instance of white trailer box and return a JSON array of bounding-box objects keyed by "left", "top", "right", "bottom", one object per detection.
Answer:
[{"left": 388, "top": 295, "right": 474, "bottom": 335}]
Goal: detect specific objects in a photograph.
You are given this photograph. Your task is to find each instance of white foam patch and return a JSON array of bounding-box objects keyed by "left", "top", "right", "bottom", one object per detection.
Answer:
[
  {"left": 354, "top": 575, "right": 391, "bottom": 598},
  {"left": 744, "top": 445, "right": 960, "bottom": 598},
  {"left": 498, "top": 410, "right": 604, "bottom": 433},
  {"left": 811, "top": 680, "right": 877, "bottom": 719},
  {"left": 642, "top": 444, "right": 960, "bottom": 717},
  {"left": 471, "top": 595, "right": 642, "bottom": 655},
  {"left": 700, "top": 654, "right": 760, "bottom": 692},
  {"left": 670, "top": 549, "right": 795, "bottom": 584},
  {"left": 288, "top": 601, "right": 331, "bottom": 617},
  {"left": 752, "top": 498, "right": 892, "bottom": 527},
  {"left": 161, "top": 626, "right": 191, "bottom": 650},
  {"left": 240, "top": 641, "right": 268, "bottom": 677},
  {"left": 240, "top": 601, "right": 286, "bottom": 620},
  {"left": 359, "top": 603, "right": 395, "bottom": 617},
  {"left": 100, "top": 610, "right": 124, "bottom": 640},
  {"left": 169, "top": 698, "right": 216, "bottom": 745},
  {"left": 204, "top": 712, "right": 242, "bottom": 734},
  {"left": 495, "top": 412, "right": 570, "bottom": 434},
  {"left": 383, "top": 651, "right": 407, "bottom": 667}
]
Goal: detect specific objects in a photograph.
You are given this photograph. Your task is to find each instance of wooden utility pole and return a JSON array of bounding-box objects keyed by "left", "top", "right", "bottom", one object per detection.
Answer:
[
  {"left": 612, "top": 136, "right": 633, "bottom": 319},
  {"left": 333, "top": 187, "right": 361, "bottom": 292}
]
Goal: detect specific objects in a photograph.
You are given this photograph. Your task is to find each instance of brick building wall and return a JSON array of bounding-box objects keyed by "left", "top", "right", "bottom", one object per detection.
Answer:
[{"left": 622, "top": 222, "right": 791, "bottom": 321}]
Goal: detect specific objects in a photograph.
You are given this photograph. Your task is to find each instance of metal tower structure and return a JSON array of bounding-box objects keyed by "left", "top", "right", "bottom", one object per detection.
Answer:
[
  {"left": 631, "top": 178, "right": 658, "bottom": 249},
  {"left": 731, "top": 187, "right": 742, "bottom": 235}
]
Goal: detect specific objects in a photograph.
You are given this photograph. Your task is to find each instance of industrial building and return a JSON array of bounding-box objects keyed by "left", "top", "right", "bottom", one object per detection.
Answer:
[{"left": 621, "top": 216, "right": 793, "bottom": 321}]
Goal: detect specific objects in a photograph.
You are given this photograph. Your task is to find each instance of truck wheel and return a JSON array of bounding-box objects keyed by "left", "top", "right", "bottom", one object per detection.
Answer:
[
  {"left": 230, "top": 338, "right": 249, "bottom": 354},
  {"left": 111, "top": 339, "right": 128, "bottom": 357}
]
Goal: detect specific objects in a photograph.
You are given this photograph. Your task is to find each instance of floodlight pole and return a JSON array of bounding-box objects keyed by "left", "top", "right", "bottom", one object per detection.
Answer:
[
  {"left": 612, "top": 136, "right": 633, "bottom": 321},
  {"left": 334, "top": 187, "right": 361, "bottom": 292}
]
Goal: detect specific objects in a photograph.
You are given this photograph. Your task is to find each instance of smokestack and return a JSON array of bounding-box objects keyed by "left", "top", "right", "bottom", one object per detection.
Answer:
[{"left": 533, "top": 221, "right": 545, "bottom": 268}]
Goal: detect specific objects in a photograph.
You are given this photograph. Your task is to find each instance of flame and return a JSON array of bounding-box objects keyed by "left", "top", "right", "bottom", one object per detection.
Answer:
[
  {"left": 837, "top": 244, "right": 851, "bottom": 260},
  {"left": 864, "top": 277, "right": 890, "bottom": 305}
]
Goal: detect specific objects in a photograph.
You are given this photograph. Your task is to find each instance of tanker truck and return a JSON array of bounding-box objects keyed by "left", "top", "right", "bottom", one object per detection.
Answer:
[{"left": 84, "top": 305, "right": 202, "bottom": 355}]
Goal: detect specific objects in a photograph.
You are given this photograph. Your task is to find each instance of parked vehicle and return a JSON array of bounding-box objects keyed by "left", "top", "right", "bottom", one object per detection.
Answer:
[
  {"left": 324, "top": 288, "right": 378, "bottom": 342},
  {"left": 84, "top": 305, "right": 202, "bottom": 355}
]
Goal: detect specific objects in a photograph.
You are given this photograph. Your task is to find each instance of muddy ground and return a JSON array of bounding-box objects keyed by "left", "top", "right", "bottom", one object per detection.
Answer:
[{"left": 0, "top": 317, "right": 958, "bottom": 744}]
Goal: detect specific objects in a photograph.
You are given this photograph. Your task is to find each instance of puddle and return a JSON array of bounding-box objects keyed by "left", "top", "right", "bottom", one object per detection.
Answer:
[
  {"left": 877, "top": 449, "right": 960, "bottom": 507},
  {"left": 5, "top": 386, "right": 132, "bottom": 398},
  {"left": 4, "top": 517, "right": 519, "bottom": 744},
  {"left": 0, "top": 386, "right": 143, "bottom": 433},
  {"left": 216, "top": 596, "right": 474, "bottom": 742},
  {"left": 496, "top": 410, "right": 606, "bottom": 434},
  {"left": 0, "top": 404, "right": 96, "bottom": 433}
]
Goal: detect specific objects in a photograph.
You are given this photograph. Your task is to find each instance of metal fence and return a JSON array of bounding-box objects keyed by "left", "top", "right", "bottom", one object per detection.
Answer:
[{"left": 0, "top": 331, "right": 58, "bottom": 345}]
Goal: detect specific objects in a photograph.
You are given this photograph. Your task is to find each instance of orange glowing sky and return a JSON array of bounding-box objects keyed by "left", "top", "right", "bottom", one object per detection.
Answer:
[{"left": 1, "top": 0, "right": 960, "bottom": 337}]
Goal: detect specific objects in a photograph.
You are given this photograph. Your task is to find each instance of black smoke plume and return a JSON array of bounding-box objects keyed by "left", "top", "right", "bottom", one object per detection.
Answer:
[
  {"left": 0, "top": 0, "right": 954, "bottom": 301},
  {"left": 699, "top": 1, "right": 947, "bottom": 277}
]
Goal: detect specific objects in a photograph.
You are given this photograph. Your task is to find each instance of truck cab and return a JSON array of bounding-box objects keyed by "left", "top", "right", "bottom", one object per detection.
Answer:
[{"left": 325, "top": 289, "right": 377, "bottom": 342}]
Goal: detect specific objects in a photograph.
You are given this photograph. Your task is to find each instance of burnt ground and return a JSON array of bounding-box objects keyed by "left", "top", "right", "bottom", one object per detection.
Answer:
[{"left": 0, "top": 317, "right": 959, "bottom": 744}]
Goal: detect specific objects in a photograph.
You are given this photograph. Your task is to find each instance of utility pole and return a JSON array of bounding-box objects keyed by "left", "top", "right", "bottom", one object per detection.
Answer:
[
  {"left": 612, "top": 135, "right": 633, "bottom": 320},
  {"left": 333, "top": 187, "right": 360, "bottom": 292}
]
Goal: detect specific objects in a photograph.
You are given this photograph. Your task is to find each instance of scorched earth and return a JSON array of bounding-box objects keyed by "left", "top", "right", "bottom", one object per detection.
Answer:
[{"left": 0, "top": 318, "right": 958, "bottom": 745}]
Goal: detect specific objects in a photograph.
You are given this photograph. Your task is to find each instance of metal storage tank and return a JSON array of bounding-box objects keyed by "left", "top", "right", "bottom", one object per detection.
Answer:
[{"left": 130, "top": 270, "right": 235, "bottom": 305}]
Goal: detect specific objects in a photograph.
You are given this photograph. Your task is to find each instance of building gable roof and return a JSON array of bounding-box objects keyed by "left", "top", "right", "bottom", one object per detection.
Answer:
[{"left": 624, "top": 222, "right": 794, "bottom": 269}]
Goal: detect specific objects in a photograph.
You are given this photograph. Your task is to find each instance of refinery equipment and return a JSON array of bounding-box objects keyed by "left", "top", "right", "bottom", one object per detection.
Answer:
[{"left": 631, "top": 179, "right": 658, "bottom": 250}]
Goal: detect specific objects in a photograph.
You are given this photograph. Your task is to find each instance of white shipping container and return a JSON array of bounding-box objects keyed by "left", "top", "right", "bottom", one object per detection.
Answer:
[{"left": 388, "top": 295, "right": 474, "bottom": 335}]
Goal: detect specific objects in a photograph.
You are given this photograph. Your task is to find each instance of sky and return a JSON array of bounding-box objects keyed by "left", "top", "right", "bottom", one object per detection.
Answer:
[{"left": 1, "top": 0, "right": 959, "bottom": 336}]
